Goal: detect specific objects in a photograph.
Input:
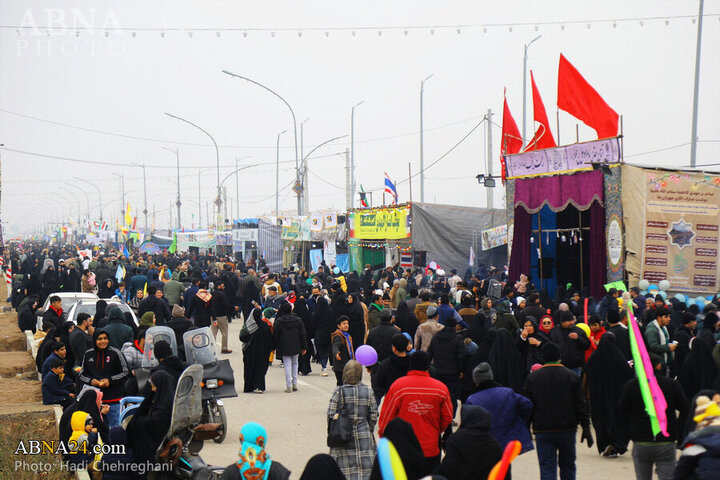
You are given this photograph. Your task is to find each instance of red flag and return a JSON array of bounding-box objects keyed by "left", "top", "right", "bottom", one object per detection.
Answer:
[
  {"left": 501, "top": 92, "right": 523, "bottom": 156},
  {"left": 558, "top": 54, "right": 619, "bottom": 139},
  {"left": 525, "top": 71, "right": 557, "bottom": 151}
]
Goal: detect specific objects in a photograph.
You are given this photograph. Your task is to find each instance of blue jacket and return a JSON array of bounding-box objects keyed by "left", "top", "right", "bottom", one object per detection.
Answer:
[
  {"left": 676, "top": 427, "right": 720, "bottom": 480},
  {"left": 466, "top": 381, "right": 534, "bottom": 454},
  {"left": 41, "top": 352, "right": 65, "bottom": 379},
  {"left": 437, "top": 304, "right": 469, "bottom": 329},
  {"left": 42, "top": 370, "right": 74, "bottom": 405}
]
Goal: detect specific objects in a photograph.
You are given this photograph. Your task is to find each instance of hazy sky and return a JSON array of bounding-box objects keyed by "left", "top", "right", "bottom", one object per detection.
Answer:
[{"left": 1, "top": 0, "right": 719, "bottom": 234}]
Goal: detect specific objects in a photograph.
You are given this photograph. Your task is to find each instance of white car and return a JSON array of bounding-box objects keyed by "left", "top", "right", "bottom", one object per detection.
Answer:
[
  {"left": 66, "top": 298, "right": 139, "bottom": 327},
  {"left": 37, "top": 292, "right": 99, "bottom": 331}
]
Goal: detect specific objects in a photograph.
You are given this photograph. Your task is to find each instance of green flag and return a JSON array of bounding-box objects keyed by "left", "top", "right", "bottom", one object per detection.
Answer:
[{"left": 168, "top": 233, "right": 177, "bottom": 254}]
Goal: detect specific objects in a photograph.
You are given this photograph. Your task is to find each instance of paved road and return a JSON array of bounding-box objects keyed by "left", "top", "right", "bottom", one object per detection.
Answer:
[{"left": 200, "top": 320, "right": 638, "bottom": 479}]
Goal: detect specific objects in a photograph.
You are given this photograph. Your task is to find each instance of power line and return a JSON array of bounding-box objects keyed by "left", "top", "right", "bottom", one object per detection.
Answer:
[
  {"left": 3, "top": 13, "right": 718, "bottom": 32},
  {"left": 308, "top": 169, "right": 346, "bottom": 190},
  {"left": 0, "top": 108, "right": 484, "bottom": 149}
]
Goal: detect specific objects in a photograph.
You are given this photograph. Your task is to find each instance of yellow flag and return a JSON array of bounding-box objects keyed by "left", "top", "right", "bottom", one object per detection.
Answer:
[{"left": 125, "top": 203, "right": 132, "bottom": 227}]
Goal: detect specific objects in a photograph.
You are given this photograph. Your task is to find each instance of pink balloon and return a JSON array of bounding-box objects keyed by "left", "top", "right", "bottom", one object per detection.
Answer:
[{"left": 355, "top": 345, "right": 378, "bottom": 366}]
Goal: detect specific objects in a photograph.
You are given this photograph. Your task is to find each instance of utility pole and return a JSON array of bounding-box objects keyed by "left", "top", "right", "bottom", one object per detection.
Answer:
[
  {"left": 276, "top": 130, "right": 287, "bottom": 217},
  {"left": 141, "top": 163, "right": 148, "bottom": 234},
  {"left": 351, "top": 102, "right": 363, "bottom": 208},
  {"left": 486, "top": 109, "right": 494, "bottom": 209},
  {"left": 198, "top": 171, "right": 202, "bottom": 228},
  {"left": 235, "top": 157, "right": 240, "bottom": 223},
  {"left": 345, "top": 148, "right": 352, "bottom": 211},
  {"left": 223, "top": 186, "right": 228, "bottom": 228},
  {"left": 690, "top": 0, "right": 704, "bottom": 167},
  {"left": 420, "top": 74, "right": 433, "bottom": 202}
]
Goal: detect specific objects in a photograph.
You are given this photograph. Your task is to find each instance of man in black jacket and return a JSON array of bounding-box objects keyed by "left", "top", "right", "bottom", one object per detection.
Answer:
[
  {"left": 672, "top": 313, "right": 697, "bottom": 373},
  {"left": 549, "top": 310, "right": 590, "bottom": 374},
  {"left": 607, "top": 310, "right": 632, "bottom": 360},
  {"left": 525, "top": 342, "right": 592, "bottom": 480},
  {"left": 138, "top": 286, "right": 171, "bottom": 326},
  {"left": 42, "top": 295, "right": 64, "bottom": 330},
  {"left": 211, "top": 281, "right": 233, "bottom": 354},
  {"left": 366, "top": 309, "right": 401, "bottom": 365},
  {"left": 372, "top": 333, "right": 410, "bottom": 404},
  {"left": 69, "top": 312, "right": 93, "bottom": 370},
  {"left": 427, "top": 316, "right": 466, "bottom": 419},
  {"left": 618, "top": 353, "right": 689, "bottom": 480}
]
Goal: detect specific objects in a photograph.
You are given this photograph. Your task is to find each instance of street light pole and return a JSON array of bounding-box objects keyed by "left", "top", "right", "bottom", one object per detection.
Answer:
[
  {"left": 222, "top": 70, "right": 301, "bottom": 215},
  {"left": 420, "top": 74, "right": 433, "bottom": 203},
  {"left": 59, "top": 186, "right": 82, "bottom": 225},
  {"left": 165, "top": 112, "right": 221, "bottom": 228},
  {"left": 73, "top": 176, "right": 103, "bottom": 221},
  {"left": 522, "top": 35, "right": 542, "bottom": 147},
  {"left": 162, "top": 147, "right": 182, "bottom": 229},
  {"left": 65, "top": 183, "right": 90, "bottom": 224},
  {"left": 276, "top": 130, "right": 287, "bottom": 217},
  {"left": 351, "top": 101, "right": 364, "bottom": 208}
]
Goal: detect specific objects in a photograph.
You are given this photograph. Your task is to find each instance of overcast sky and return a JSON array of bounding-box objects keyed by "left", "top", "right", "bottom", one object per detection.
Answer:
[{"left": 1, "top": 0, "right": 719, "bottom": 235}]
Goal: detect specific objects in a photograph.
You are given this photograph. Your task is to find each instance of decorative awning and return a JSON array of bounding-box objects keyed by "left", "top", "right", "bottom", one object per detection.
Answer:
[{"left": 514, "top": 169, "right": 604, "bottom": 213}]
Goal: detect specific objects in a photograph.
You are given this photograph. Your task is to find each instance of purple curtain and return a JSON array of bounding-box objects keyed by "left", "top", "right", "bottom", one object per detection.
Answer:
[
  {"left": 508, "top": 206, "right": 531, "bottom": 284},
  {"left": 589, "top": 201, "right": 606, "bottom": 299},
  {"left": 514, "top": 169, "right": 604, "bottom": 213}
]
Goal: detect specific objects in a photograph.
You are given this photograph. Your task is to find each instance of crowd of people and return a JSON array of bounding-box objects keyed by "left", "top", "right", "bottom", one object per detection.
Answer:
[{"left": 8, "top": 240, "right": 720, "bottom": 480}]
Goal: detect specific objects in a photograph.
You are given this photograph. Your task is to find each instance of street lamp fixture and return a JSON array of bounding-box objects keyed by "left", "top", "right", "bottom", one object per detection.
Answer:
[{"left": 476, "top": 174, "right": 497, "bottom": 188}]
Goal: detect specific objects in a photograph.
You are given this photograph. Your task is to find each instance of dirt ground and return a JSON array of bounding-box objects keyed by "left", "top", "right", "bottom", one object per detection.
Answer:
[
  {"left": 0, "top": 410, "right": 72, "bottom": 480},
  {"left": 0, "top": 351, "right": 38, "bottom": 378},
  {"left": 0, "top": 377, "right": 43, "bottom": 405},
  {"left": 0, "top": 311, "right": 29, "bottom": 352}
]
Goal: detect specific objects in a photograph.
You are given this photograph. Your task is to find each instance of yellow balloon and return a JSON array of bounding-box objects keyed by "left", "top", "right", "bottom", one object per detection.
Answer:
[{"left": 576, "top": 322, "right": 591, "bottom": 337}]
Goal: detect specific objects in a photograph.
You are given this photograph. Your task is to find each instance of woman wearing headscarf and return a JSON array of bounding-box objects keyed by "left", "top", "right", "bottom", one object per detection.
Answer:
[
  {"left": 346, "top": 293, "right": 367, "bottom": 348},
  {"left": 679, "top": 330, "right": 720, "bottom": 401},
  {"left": 299, "top": 454, "right": 346, "bottom": 480},
  {"left": 94, "top": 300, "right": 109, "bottom": 328},
  {"left": 40, "top": 260, "right": 59, "bottom": 305},
  {"left": 59, "top": 386, "right": 110, "bottom": 449},
  {"left": 36, "top": 326, "right": 62, "bottom": 373},
  {"left": 516, "top": 316, "right": 550, "bottom": 372},
  {"left": 78, "top": 328, "right": 130, "bottom": 427},
  {"left": 293, "top": 298, "right": 315, "bottom": 376},
  {"left": 126, "top": 370, "right": 176, "bottom": 467},
  {"left": 585, "top": 332, "right": 634, "bottom": 457},
  {"left": 139, "top": 312, "right": 156, "bottom": 329},
  {"left": 240, "top": 308, "right": 274, "bottom": 393},
  {"left": 435, "top": 405, "right": 503, "bottom": 480},
  {"left": 221, "top": 422, "right": 291, "bottom": 480},
  {"left": 98, "top": 278, "right": 116, "bottom": 299},
  {"left": 487, "top": 328, "right": 526, "bottom": 393},
  {"left": 327, "top": 360, "right": 378, "bottom": 480},
  {"left": 480, "top": 297, "right": 497, "bottom": 325},
  {"left": 538, "top": 313, "right": 554, "bottom": 335},
  {"left": 369, "top": 418, "right": 427, "bottom": 480},
  {"left": 394, "top": 300, "right": 419, "bottom": 339}
]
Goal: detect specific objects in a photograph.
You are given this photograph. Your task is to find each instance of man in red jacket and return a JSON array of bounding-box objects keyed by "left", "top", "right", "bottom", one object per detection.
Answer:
[{"left": 378, "top": 350, "right": 453, "bottom": 472}]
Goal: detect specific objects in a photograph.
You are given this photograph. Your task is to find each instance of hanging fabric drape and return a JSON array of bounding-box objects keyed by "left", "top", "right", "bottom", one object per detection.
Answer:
[{"left": 513, "top": 170, "right": 604, "bottom": 213}]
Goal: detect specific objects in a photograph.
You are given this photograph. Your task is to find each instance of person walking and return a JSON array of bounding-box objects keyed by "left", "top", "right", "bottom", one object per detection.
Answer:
[
  {"left": 211, "top": 280, "right": 233, "bottom": 353},
  {"left": 618, "top": 353, "right": 689, "bottom": 480},
  {"left": 331, "top": 316, "right": 355, "bottom": 386},
  {"left": 466, "top": 362, "right": 534, "bottom": 459},
  {"left": 378, "top": 351, "right": 453, "bottom": 472},
  {"left": 273, "top": 302, "right": 307, "bottom": 393},
  {"left": 327, "top": 360, "right": 378, "bottom": 480},
  {"left": 584, "top": 333, "right": 634, "bottom": 457},
  {"left": 240, "top": 307, "right": 274, "bottom": 393},
  {"left": 525, "top": 342, "right": 593, "bottom": 480}
]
